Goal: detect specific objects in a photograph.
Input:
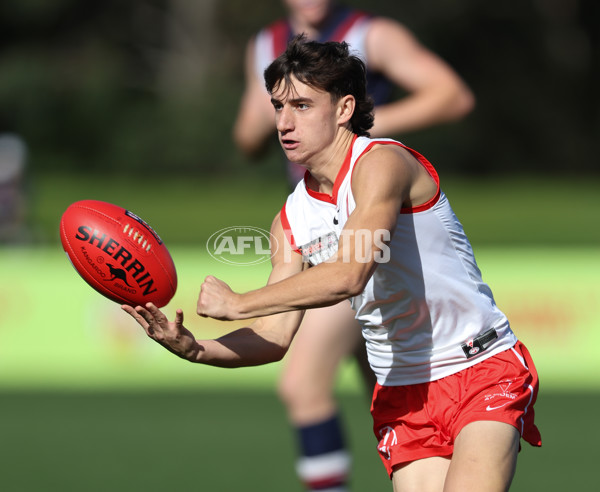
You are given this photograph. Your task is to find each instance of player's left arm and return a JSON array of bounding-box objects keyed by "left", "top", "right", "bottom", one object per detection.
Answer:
[
  {"left": 365, "top": 17, "right": 475, "bottom": 137},
  {"left": 197, "top": 145, "right": 425, "bottom": 320},
  {"left": 123, "top": 213, "right": 307, "bottom": 367},
  {"left": 233, "top": 36, "right": 278, "bottom": 158}
]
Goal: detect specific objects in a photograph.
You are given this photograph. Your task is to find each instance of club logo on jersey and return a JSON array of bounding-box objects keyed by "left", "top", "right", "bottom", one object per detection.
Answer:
[
  {"left": 206, "top": 226, "right": 277, "bottom": 266},
  {"left": 298, "top": 229, "right": 392, "bottom": 266},
  {"left": 299, "top": 231, "right": 339, "bottom": 265},
  {"left": 461, "top": 328, "right": 498, "bottom": 359}
]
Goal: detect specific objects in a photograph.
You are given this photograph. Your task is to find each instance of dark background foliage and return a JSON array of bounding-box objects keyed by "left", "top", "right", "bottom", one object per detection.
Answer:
[{"left": 0, "top": 0, "right": 597, "bottom": 176}]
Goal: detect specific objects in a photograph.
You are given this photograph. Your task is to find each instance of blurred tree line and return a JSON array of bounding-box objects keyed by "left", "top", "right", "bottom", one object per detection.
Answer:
[{"left": 0, "top": 0, "right": 597, "bottom": 178}]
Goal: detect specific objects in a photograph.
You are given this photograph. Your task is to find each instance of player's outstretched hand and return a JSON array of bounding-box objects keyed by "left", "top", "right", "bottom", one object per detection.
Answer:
[
  {"left": 122, "top": 303, "right": 198, "bottom": 361},
  {"left": 196, "top": 275, "right": 240, "bottom": 321}
]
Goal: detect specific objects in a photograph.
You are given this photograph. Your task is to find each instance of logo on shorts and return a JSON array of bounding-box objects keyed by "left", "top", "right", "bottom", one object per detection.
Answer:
[
  {"left": 486, "top": 402, "right": 510, "bottom": 411},
  {"left": 377, "top": 426, "right": 398, "bottom": 461},
  {"left": 484, "top": 379, "right": 518, "bottom": 411}
]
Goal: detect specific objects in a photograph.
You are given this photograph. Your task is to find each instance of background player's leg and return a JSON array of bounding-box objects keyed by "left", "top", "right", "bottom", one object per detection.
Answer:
[{"left": 278, "top": 301, "right": 363, "bottom": 491}]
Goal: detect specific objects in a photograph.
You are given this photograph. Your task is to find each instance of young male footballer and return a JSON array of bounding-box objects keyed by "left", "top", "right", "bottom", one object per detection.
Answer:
[
  {"left": 234, "top": 3, "right": 475, "bottom": 489},
  {"left": 123, "top": 36, "right": 541, "bottom": 491}
]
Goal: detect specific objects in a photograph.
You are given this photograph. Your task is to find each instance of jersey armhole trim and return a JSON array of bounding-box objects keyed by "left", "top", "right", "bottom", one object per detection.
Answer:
[
  {"left": 349, "top": 139, "right": 441, "bottom": 214},
  {"left": 279, "top": 203, "right": 301, "bottom": 254}
]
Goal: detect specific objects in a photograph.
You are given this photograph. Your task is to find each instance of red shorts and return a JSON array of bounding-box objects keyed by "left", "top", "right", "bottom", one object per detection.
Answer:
[{"left": 371, "top": 341, "right": 542, "bottom": 478}]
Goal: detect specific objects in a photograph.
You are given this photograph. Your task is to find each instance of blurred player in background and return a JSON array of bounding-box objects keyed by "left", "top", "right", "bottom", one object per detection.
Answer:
[
  {"left": 124, "top": 36, "right": 541, "bottom": 492},
  {"left": 0, "top": 133, "right": 28, "bottom": 243},
  {"left": 233, "top": 1, "right": 475, "bottom": 490}
]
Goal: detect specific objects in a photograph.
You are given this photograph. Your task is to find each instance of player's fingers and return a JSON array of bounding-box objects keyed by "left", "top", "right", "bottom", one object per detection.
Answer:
[
  {"left": 122, "top": 305, "right": 147, "bottom": 326},
  {"left": 197, "top": 300, "right": 210, "bottom": 318},
  {"left": 200, "top": 275, "right": 221, "bottom": 295},
  {"left": 122, "top": 305, "right": 156, "bottom": 337},
  {"left": 121, "top": 304, "right": 136, "bottom": 316},
  {"left": 137, "top": 305, "right": 166, "bottom": 338},
  {"left": 174, "top": 309, "right": 184, "bottom": 327},
  {"left": 196, "top": 289, "right": 209, "bottom": 317},
  {"left": 145, "top": 303, "right": 168, "bottom": 324}
]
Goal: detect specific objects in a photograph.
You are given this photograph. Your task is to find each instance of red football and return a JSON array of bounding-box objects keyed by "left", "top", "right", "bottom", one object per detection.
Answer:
[{"left": 60, "top": 200, "right": 177, "bottom": 307}]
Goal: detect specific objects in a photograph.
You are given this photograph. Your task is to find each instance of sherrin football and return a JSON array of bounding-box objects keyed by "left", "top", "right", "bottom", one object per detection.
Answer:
[{"left": 60, "top": 200, "right": 177, "bottom": 308}]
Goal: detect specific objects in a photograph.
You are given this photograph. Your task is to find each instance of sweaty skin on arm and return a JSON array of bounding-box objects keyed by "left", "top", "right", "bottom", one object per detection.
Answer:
[{"left": 197, "top": 144, "right": 436, "bottom": 322}]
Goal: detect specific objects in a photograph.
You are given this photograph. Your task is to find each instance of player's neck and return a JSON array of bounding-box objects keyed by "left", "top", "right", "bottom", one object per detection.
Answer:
[
  {"left": 306, "top": 130, "right": 354, "bottom": 196},
  {"left": 289, "top": 6, "right": 336, "bottom": 40},
  {"left": 290, "top": 19, "right": 319, "bottom": 39}
]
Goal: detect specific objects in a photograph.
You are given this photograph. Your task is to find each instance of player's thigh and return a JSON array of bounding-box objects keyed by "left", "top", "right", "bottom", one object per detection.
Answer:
[
  {"left": 281, "top": 300, "right": 361, "bottom": 386},
  {"left": 445, "top": 421, "right": 520, "bottom": 492},
  {"left": 391, "top": 456, "right": 450, "bottom": 492}
]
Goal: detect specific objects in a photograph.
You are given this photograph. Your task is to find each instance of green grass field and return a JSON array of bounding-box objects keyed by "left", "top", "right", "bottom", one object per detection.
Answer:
[
  {"left": 0, "top": 390, "right": 597, "bottom": 491},
  {"left": 1, "top": 172, "right": 599, "bottom": 490}
]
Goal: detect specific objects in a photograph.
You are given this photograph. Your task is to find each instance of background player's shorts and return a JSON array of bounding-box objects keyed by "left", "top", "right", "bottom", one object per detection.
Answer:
[{"left": 371, "top": 341, "right": 541, "bottom": 478}]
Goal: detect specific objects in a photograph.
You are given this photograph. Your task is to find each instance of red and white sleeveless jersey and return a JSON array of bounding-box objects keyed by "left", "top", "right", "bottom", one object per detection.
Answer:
[{"left": 280, "top": 136, "right": 518, "bottom": 386}]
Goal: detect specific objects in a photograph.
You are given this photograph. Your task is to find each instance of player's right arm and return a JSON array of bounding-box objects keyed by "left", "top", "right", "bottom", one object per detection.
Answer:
[
  {"left": 232, "top": 36, "right": 278, "bottom": 157},
  {"left": 193, "top": 213, "right": 306, "bottom": 366},
  {"left": 123, "top": 213, "right": 306, "bottom": 367}
]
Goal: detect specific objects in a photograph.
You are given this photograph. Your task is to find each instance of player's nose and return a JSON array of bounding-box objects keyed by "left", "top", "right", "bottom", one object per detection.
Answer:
[{"left": 276, "top": 105, "right": 294, "bottom": 133}]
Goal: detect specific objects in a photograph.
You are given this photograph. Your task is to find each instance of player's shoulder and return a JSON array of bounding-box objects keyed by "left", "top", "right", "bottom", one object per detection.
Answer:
[
  {"left": 353, "top": 140, "right": 419, "bottom": 189},
  {"left": 353, "top": 142, "right": 404, "bottom": 177},
  {"left": 362, "top": 142, "right": 412, "bottom": 169},
  {"left": 356, "top": 137, "right": 408, "bottom": 160},
  {"left": 256, "top": 17, "right": 289, "bottom": 42},
  {"left": 364, "top": 16, "right": 418, "bottom": 50},
  {"left": 365, "top": 15, "right": 411, "bottom": 35}
]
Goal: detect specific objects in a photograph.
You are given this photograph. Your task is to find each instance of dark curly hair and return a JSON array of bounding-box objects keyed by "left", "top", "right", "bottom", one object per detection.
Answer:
[{"left": 264, "top": 34, "right": 374, "bottom": 137}]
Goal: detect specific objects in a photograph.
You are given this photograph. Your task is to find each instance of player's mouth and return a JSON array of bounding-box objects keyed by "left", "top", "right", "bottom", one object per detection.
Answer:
[{"left": 281, "top": 138, "right": 299, "bottom": 151}]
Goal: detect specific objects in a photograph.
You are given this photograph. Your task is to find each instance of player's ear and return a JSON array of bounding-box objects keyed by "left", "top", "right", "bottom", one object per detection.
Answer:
[{"left": 337, "top": 95, "right": 355, "bottom": 125}]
